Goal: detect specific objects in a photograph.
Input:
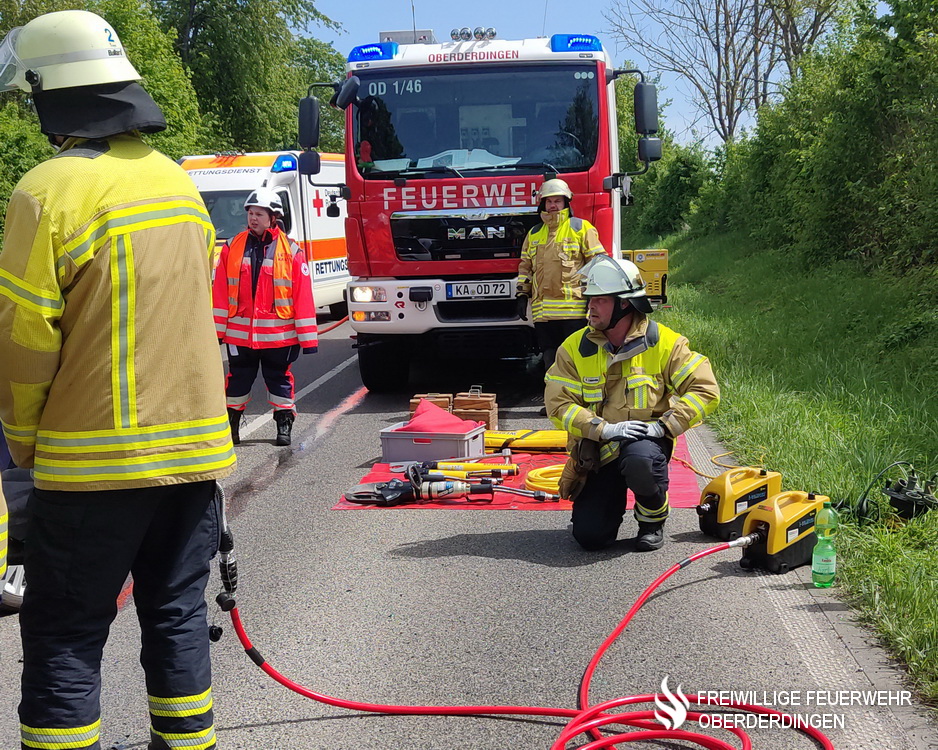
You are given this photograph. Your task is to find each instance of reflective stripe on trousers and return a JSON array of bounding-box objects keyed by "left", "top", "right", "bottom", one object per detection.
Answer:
[
  {"left": 570, "top": 437, "right": 672, "bottom": 551},
  {"left": 225, "top": 344, "right": 299, "bottom": 411},
  {"left": 19, "top": 481, "right": 219, "bottom": 750}
]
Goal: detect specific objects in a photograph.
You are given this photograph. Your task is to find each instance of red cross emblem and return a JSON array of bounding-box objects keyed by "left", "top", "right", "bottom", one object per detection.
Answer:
[{"left": 311, "top": 190, "right": 325, "bottom": 217}]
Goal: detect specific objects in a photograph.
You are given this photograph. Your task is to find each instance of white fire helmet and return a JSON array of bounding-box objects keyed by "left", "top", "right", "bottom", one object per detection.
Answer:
[
  {"left": 579, "top": 255, "right": 653, "bottom": 313},
  {"left": 244, "top": 188, "right": 284, "bottom": 216},
  {"left": 536, "top": 178, "right": 573, "bottom": 202}
]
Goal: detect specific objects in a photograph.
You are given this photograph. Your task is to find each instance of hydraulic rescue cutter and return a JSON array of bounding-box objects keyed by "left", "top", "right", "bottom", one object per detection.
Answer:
[
  {"left": 345, "top": 463, "right": 558, "bottom": 506},
  {"left": 739, "top": 491, "right": 829, "bottom": 574},
  {"left": 696, "top": 467, "right": 782, "bottom": 541}
]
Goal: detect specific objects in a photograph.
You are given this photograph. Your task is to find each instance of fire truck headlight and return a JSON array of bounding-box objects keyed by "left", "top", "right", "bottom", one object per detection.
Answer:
[
  {"left": 485, "top": 27, "right": 497, "bottom": 39},
  {"left": 450, "top": 28, "right": 461, "bottom": 41},
  {"left": 352, "top": 311, "right": 391, "bottom": 322},
  {"left": 473, "top": 27, "right": 485, "bottom": 40},
  {"left": 351, "top": 286, "right": 387, "bottom": 303},
  {"left": 459, "top": 27, "right": 472, "bottom": 41}
]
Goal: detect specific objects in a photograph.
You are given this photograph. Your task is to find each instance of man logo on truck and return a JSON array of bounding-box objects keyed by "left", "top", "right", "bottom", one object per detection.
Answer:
[{"left": 447, "top": 227, "right": 506, "bottom": 240}]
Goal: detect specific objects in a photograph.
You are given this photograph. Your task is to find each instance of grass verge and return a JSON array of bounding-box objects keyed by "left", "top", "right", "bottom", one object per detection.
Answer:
[{"left": 652, "top": 230, "right": 938, "bottom": 704}]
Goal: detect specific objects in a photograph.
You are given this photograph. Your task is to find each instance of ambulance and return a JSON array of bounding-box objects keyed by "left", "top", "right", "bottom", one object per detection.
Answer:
[{"left": 179, "top": 151, "right": 350, "bottom": 316}]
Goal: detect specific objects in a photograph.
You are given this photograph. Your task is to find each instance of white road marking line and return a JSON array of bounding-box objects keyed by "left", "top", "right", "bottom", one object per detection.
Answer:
[{"left": 240, "top": 354, "right": 358, "bottom": 438}]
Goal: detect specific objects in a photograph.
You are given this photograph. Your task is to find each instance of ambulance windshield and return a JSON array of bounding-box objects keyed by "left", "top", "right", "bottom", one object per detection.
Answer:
[
  {"left": 352, "top": 63, "right": 600, "bottom": 178},
  {"left": 201, "top": 191, "right": 251, "bottom": 241}
]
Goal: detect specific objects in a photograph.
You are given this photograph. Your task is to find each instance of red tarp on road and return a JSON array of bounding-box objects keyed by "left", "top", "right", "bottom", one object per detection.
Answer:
[{"left": 333, "top": 434, "right": 701, "bottom": 510}]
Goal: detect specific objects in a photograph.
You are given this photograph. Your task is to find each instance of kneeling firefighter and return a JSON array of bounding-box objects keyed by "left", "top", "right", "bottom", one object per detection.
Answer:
[
  {"left": 545, "top": 256, "right": 720, "bottom": 551},
  {"left": 212, "top": 188, "right": 318, "bottom": 446}
]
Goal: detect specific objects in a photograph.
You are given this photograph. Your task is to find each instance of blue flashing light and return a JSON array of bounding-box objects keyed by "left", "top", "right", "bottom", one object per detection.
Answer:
[
  {"left": 348, "top": 42, "right": 399, "bottom": 62},
  {"left": 550, "top": 34, "right": 603, "bottom": 52},
  {"left": 271, "top": 154, "right": 297, "bottom": 173}
]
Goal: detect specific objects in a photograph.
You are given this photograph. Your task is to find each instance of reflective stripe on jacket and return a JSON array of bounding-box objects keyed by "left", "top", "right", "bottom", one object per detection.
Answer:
[
  {"left": 516, "top": 208, "right": 606, "bottom": 321},
  {"left": 0, "top": 135, "right": 236, "bottom": 490},
  {"left": 0, "top": 485, "right": 6, "bottom": 579},
  {"left": 226, "top": 230, "right": 294, "bottom": 318},
  {"left": 212, "top": 228, "right": 318, "bottom": 351},
  {"left": 545, "top": 316, "right": 720, "bottom": 467}
]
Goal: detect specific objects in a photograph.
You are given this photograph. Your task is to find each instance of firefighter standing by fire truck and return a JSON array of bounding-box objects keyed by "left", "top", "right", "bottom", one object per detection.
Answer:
[
  {"left": 0, "top": 10, "right": 235, "bottom": 749},
  {"left": 545, "top": 256, "right": 720, "bottom": 552},
  {"left": 516, "top": 179, "right": 606, "bottom": 380},
  {"left": 213, "top": 188, "right": 318, "bottom": 446}
]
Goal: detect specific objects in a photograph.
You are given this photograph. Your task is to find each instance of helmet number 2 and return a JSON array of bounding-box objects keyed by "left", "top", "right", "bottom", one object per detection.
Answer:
[{"left": 105, "top": 28, "right": 115, "bottom": 42}]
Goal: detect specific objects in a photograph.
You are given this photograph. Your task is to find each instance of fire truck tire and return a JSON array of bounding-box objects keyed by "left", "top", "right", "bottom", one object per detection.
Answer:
[{"left": 358, "top": 340, "right": 409, "bottom": 392}]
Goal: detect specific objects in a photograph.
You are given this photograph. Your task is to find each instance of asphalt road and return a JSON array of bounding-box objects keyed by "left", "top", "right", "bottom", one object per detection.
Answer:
[{"left": 1, "top": 313, "right": 935, "bottom": 749}]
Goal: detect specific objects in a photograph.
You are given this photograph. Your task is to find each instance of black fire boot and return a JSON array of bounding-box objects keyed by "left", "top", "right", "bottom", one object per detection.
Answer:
[
  {"left": 274, "top": 409, "right": 294, "bottom": 446},
  {"left": 635, "top": 522, "right": 665, "bottom": 552},
  {"left": 227, "top": 408, "right": 242, "bottom": 445}
]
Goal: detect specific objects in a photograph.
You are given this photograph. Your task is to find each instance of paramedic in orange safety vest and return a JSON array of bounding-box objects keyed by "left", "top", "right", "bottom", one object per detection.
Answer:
[{"left": 212, "top": 188, "right": 318, "bottom": 446}]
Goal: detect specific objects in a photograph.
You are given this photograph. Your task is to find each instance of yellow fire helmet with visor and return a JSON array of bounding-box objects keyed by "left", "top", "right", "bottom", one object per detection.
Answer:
[{"left": 0, "top": 10, "right": 141, "bottom": 93}]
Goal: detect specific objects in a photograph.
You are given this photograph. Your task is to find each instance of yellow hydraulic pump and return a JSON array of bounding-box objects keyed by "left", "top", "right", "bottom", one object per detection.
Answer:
[
  {"left": 739, "top": 491, "right": 829, "bottom": 574},
  {"left": 697, "top": 468, "right": 782, "bottom": 541}
]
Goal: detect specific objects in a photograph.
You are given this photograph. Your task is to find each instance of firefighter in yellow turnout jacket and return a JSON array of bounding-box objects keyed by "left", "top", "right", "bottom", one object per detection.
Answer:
[
  {"left": 516, "top": 179, "right": 606, "bottom": 372},
  {"left": 0, "top": 11, "right": 233, "bottom": 750},
  {"left": 545, "top": 256, "right": 719, "bottom": 551}
]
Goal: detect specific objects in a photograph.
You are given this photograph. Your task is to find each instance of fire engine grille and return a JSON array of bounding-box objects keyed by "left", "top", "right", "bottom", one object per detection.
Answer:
[
  {"left": 391, "top": 210, "right": 540, "bottom": 262},
  {"left": 435, "top": 298, "right": 519, "bottom": 323}
]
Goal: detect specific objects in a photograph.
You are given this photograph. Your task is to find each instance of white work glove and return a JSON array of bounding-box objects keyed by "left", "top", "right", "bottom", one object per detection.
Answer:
[
  {"left": 646, "top": 420, "right": 667, "bottom": 439},
  {"left": 601, "top": 420, "right": 649, "bottom": 441}
]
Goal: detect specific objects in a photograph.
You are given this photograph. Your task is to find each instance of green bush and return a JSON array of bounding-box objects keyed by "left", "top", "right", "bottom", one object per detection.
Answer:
[
  {"left": 625, "top": 143, "right": 709, "bottom": 243},
  {"left": 0, "top": 102, "right": 54, "bottom": 241},
  {"left": 688, "top": 1, "right": 938, "bottom": 271}
]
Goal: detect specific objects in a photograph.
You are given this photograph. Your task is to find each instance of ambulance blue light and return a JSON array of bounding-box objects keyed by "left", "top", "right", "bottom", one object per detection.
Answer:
[
  {"left": 550, "top": 34, "right": 603, "bottom": 52},
  {"left": 271, "top": 155, "right": 297, "bottom": 173},
  {"left": 348, "top": 42, "right": 398, "bottom": 62}
]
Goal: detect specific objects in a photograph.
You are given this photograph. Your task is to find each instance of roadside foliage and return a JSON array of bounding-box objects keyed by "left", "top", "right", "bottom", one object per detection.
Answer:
[
  {"left": 638, "top": 0, "right": 938, "bottom": 706},
  {"left": 0, "top": 0, "right": 341, "bottom": 238}
]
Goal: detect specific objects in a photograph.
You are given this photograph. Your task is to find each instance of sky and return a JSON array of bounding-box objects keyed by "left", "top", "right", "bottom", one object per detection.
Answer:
[{"left": 310, "top": 0, "right": 707, "bottom": 145}]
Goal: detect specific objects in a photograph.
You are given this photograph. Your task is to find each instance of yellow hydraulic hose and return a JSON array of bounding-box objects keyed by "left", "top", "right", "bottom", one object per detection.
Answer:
[{"left": 524, "top": 464, "right": 565, "bottom": 494}]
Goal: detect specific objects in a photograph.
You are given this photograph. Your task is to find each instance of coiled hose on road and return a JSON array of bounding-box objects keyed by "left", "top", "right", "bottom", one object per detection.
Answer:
[{"left": 224, "top": 535, "right": 835, "bottom": 749}]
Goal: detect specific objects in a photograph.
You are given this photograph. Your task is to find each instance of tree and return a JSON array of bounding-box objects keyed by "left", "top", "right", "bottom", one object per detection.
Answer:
[
  {"left": 606, "top": 0, "right": 776, "bottom": 142},
  {"left": 90, "top": 0, "right": 211, "bottom": 158},
  {"left": 152, "top": 0, "right": 338, "bottom": 150},
  {"left": 292, "top": 37, "right": 346, "bottom": 154},
  {"left": 768, "top": 0, "right": 845, "bottom": 77},
  {"left": 0, "top": 102, "right": 52, "bottom": 240},
  {"left": 605, "top": 0, "right": 842, "bottom": 141}
]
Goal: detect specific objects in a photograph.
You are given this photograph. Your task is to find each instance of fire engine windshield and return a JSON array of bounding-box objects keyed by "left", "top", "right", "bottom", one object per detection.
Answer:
[{"left": 352, "top": 64, "right": 600, "bottom": 178}]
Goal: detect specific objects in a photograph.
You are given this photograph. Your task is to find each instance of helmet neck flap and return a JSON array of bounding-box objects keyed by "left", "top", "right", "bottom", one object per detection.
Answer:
[{"left": 32, "top": 80, "right": 165, "bottom": 139}]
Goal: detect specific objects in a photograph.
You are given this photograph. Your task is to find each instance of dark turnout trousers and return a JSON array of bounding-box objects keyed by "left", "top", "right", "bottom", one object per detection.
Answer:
[
  {"left": 19, "top": 481, "right": 219, "bottom": 750},
  {"left": 571, "top": 437, "right": 672, "bottom": 550},
  {"left": 225, "top": 343, "right": 300, "bottom": 412}
]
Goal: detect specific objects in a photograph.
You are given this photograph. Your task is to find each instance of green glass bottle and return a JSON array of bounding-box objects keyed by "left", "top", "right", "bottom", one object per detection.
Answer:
[{"left": 812, "top": 501, "right": 839, "bottom": 588}]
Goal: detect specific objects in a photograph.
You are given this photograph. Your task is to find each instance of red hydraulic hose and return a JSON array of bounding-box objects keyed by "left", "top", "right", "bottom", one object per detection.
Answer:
[
  {"left": 319, "top": 315, "right": 349, "bottom": 334},
  {"left": 226, "top": 539, "right": 836, "bottom": 749}
]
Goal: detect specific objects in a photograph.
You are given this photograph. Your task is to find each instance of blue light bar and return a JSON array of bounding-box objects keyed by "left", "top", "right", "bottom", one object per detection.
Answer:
[
  {"left": 271, "top": 154, "right": 297, "bottom": 173},
  {"left": 348, "top": 42, "right": 399, "bottom": 62},
  {"left": 550, "top": 34, "right": 603, "bottom": 52}
]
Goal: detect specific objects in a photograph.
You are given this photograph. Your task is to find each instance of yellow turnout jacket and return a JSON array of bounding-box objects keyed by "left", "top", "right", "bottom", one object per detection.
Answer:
[
  {"left": 545, "top": 315, "right": 720, "bottom": 496},
  {"left": 516, "top": 208, "right": 605, "bottom": 321},
  {"left": 0, "top": 135, "right": 235, "bottom": 491}
]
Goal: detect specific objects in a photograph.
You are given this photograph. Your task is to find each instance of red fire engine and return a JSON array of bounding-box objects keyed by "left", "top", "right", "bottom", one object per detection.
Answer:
[{"left": 298, "top": 29, "right": 661, "bottom": 391}]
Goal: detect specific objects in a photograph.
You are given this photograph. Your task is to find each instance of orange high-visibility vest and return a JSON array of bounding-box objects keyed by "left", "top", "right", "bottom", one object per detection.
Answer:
[{"left": 225, "top": 230, "right": 294, "bottom": 319}]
